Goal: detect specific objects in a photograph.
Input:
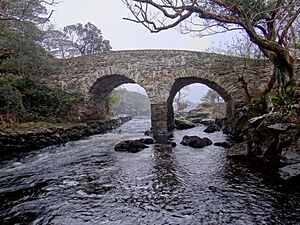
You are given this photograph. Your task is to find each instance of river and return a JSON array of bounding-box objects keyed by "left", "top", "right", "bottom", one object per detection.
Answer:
[{"left": 0, "top": 117, "right": 299, "bottom": 225}]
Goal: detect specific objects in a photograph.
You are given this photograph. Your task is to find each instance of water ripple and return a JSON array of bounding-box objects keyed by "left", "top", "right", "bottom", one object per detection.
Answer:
[{"left": 0, "top": 117, "right": 299, "bottom": 225}]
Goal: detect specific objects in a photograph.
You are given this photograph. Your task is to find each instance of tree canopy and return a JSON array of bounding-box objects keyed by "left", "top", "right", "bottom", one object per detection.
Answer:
[
  {"left": 42, "top": 22, "right": 112, "bottom": 58},
  {"left": 0, "top": 0, "right": 54, "bottom": 23},
  {"left": 201, "top": 89, "right": 221, "bottom": 105},
  {"left": 0, "top": 0, "right": 56, "bottom": 75},
  {"left": 124, "top": 0, "right": 300, "bottom": 91}
]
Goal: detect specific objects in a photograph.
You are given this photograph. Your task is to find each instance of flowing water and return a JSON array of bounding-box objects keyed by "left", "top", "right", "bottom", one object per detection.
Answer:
[{"left": 0, "top": 117, "right": 299, "bottom": 225}]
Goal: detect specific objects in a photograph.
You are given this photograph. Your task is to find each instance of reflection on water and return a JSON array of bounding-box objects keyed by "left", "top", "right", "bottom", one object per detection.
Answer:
[{"left": 0, "top": 117, "right": 299, "bottom": 224}]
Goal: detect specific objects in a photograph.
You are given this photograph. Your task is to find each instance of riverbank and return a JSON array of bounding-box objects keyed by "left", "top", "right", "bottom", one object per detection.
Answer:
[
  {"left": 174, "top": 104, "right": 300, "bottom": 181},
  {"left": 0, "top": 116, "right": 132, "bottom": 160}
]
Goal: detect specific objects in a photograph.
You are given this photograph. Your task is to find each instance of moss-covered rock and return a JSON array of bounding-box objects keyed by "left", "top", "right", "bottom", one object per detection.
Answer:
[{"left": 175, "top": 119, "right": 196, "bottom": 130}]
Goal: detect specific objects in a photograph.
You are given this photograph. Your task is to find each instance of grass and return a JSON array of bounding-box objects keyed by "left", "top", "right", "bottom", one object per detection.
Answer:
[{"left": 0, "top": 121, "right": 72, "bottom": 131}]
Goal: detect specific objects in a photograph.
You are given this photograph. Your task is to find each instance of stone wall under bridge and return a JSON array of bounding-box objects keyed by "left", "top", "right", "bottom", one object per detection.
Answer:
[{"left": 46, "top": 49, "right": 291, "bottom": 141}]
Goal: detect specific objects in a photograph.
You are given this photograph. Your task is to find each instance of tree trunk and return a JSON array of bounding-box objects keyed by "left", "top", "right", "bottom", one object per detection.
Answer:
[
  {"left": 245, "top": 27, "right": 296, "bottom": 93},
  {"left": 261, "top": 67, "right": 276, "bottom": 96},
  {"left": 271, "top": 47, "right": 295, "bottom": 86},
  {"left": 276, "top": 56, "right": 296, "bottom": 91},
  {"left": 260, "top": 47, "right": 295, "bottom": 96}
]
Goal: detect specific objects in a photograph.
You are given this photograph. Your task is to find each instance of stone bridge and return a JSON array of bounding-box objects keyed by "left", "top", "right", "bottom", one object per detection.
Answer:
[{"left": 48, "top": 50, "right": 277, "bottom": 141}]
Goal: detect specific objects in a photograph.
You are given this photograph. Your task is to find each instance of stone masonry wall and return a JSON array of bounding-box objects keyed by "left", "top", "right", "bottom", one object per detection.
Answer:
[
  {"left": 47, "top": 50, "right": 274, "bottom": 106},
  {"left": 45, "top": 50, "right": 299, "bottom": 139}
]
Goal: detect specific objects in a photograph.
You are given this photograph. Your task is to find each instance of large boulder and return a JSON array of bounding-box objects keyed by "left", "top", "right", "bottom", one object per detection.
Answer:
[
  {"left": 186, "top": 109, "right": 210, "bottom": 119},
  {"left": 175, "top": 119, "right": 196, "bottom": 130},
  {"left": 250, "top": 119, "right": 299, "bottom": 158},
  {"left": 249, "top": 114, "right": 268, "bottom": 128},
  {"left": 114, "top": 140, "right": 148, "bottom": 153},
  {"left": 280, "top": 134, "right": 300, "bottom": 164},
  {"left": 144, "top": 130, "right": 152, "bottom": 136},
  {"left": 198, "top": 119, "right": 215, "bottom": 126},
  {"left": 167, "top": 141, "right": 177, "bottom": 148},
  {"left": 138, "top": 138, "right": 155, "bottom": 145},
  {"left": 251, "top": 112, "right": 283, "bottom": 130},
  {"left": 261, "top": 137, "right": 280, "bottom": 157},
  {"left": 180, "top": 135, "right": 212, "bottom": 148},
  {"left": 279, "top": 163, "right": 300, "bottom": 181},
  {"left": 191, "top": 118, "right": 205, "bottom": 124},
  {"left": 214, "top": 141, "right": 233, "bottom": 148},
  {"left": 204, "top": 123, "right": 221, "bottom": 133},
  {"left": 227, "top": 142, "right": 248, "bottom": 159}
]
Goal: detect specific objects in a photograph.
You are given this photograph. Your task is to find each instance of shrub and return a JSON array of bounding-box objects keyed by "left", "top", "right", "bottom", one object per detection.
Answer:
[{"left": 0, "top": 75, "right": 83, "bottom": 124}]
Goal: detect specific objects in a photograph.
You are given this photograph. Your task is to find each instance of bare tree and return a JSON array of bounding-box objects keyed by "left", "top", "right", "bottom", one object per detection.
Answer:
[
  {"left": 207, "top": 34, "right": 264, "bottom": 99},
  {"left": 174, "top": 87, "right": 189, "bottom": 112},
  {"left": 201, "top": 89, "right": 220, "bottom": 105},
  {"left": 123, "top": 0, "right": 300, "bottom": 93}
]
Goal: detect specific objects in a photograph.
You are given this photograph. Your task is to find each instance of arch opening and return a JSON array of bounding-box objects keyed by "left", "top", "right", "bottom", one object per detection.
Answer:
[
  {"left": 110, "top": 84, "right": 151, "bottom": 117},
  {"left": 167, "top": 77, "right": 232, "bottom": 131},
  {"left": 88, "top": 74, "right": 150, "bottom": 119}
]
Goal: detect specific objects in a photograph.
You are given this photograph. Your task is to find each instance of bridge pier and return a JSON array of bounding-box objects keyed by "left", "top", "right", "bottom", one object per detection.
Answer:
[{"left": 151, "top": 103, "right": 172, "bottom": 143}]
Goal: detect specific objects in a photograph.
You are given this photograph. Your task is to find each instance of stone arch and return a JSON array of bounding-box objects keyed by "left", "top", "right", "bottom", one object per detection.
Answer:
[
  {"left": 167, "top": 77, "right": 233, "bottom": 131},
  {"left": 46, "top": 49, "right": 279, "bottom": 141},
  {"left": 86, "top": 74, "right": 147, "bottom": 120}
]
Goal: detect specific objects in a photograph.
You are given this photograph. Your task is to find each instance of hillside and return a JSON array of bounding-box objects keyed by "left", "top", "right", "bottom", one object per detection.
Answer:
[{"left": 112, "top": 88, "right": 151, "bottom": 116}]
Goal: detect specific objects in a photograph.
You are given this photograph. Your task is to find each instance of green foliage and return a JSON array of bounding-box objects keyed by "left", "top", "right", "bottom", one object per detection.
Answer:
[
  {"left": 0, "top": 75, "right": 83, "bottom": 123},
  {"left": 201, "top": 89, "right": 222, "bottom": 105},
  {"left": 0, "top": 0, "right": 51, "bottom": 25},
  {"left": 174, "top": 88, "right": 189, "bottom": 112},
  {"left": 0, "top": 0, "right": 53, "bottom": 76},
  {"left": 0, "top": 32, "right": 52, "bottom": 76},
  {"left": 111, "top": 88, "right": 150, "bottom": 116},
  {"left": 0, "top": 79, "right": 24, "bottom": 115},
  {"left": 41, "top": 28, "right": 75, "bottom": 58},
  {"left": 0, "top": 1, "right": 85, "bottom": 126},
  {"left": 108, "top": 91, "right": 122, "bottom": 108},
  {"left": 267, "top": 82, "right": 300, "bottom": 109}
]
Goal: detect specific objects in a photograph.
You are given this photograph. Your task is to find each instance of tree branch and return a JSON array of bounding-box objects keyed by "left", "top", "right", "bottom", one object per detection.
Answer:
[{"left": 278, "top": 7, "right": 300, "bottom": 45}]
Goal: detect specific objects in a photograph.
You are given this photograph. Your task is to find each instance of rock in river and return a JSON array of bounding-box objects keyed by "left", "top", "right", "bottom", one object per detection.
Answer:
[
  {"left": 199, "top": 119, "right": 215, "bottom": 126},
  {"left": 227, "top": 142, "right": 249, "bottom": 159},
  {"left": 186, "top": 109, "right": 210, "bottom": 119},
  {"left": 138, "top": 138, "right": 155, "bottom": 145},
  {"left": 144, "top": 130, "right": 152, "bottom": 136},
  {"left": 175, "top": 119, "right": 196, "bottom": 130},
  {"left": 214, "top": 141, "right": 233, "bottom": 148},
  {"left": 279, "top": 163, "right": 300, "bottom": 181},
  {"left": 114, "top": 140, "right": 148, "bottom": 153},
  {"left": 204, "top": 123, "right": 221, "bottom": 133},
  {"left": 180, "top": 135, "right": 212, "bottom": 148}
]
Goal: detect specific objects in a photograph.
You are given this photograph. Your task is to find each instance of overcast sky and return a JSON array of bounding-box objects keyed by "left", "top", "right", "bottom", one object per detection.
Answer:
[{"left": 50, "top": 0, "right": 234, "bottom": 103}]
